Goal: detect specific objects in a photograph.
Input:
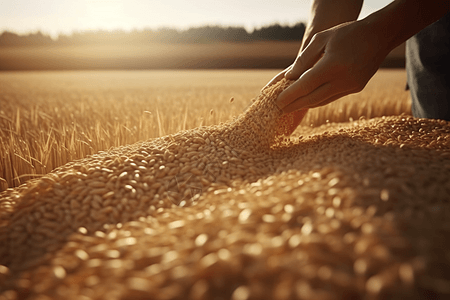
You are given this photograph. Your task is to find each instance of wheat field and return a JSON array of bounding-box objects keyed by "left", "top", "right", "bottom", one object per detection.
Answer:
[
  {"left": 0, "top": 69, "right": 409, "bottom": 191},
  {"left": 3, "top": 69, "right": 450, "bottom": 300}
]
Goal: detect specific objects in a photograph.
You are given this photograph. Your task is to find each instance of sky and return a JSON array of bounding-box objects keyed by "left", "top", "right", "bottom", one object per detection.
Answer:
[{"left": 0, "top": 0, "right": 393, "bottom": 39}]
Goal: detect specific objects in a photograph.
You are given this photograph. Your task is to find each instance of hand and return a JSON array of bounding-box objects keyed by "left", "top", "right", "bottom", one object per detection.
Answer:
[
  {"left": 262, "top": 69, "right": 308, "bottom": 136},
  {"left": 276, "top": 20, "right": 391, "bottom": 114},
  {"left": 262, "top": 67, "right": 292, "bottom": 91}
]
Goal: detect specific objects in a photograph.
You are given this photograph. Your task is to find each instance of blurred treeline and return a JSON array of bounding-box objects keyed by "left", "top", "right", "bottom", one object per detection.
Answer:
[{"left": 0, "top": 23, "right": 306, "bottom": 47}]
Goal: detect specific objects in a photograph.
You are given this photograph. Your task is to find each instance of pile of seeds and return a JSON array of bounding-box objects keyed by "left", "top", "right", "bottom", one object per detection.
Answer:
[{"left": 1, "top": 79, "right": 450, "bottom": 300}]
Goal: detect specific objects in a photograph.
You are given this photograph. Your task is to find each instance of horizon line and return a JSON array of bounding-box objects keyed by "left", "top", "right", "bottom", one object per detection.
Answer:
[{"left": 0, "top": 20, "right": 307, "bottom": 40}]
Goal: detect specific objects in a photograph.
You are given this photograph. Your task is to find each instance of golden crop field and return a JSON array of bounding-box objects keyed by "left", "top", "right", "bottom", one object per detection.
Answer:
[
  {"left": 0, "top": 42, "right": 303, "bottom": 70},
  {"left": 0, "top": 69, "right": 409, "bottom": 190},
  {"left": 1, "top": 69, "right": 450, "bottom": 300},
  {"left": 0, "top": 41, "right": 406, "bottom": 71}
]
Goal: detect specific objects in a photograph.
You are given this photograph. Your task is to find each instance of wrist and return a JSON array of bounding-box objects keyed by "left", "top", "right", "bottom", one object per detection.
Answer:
[
  {"left": 300, "top": 0, "right": 363, "bottom": 52},
  {"left": 361, "top": 2, "right": 405, "bottom": 53},
  {"left": 361, "top": 0, "right": 450, "bottom": 52}
]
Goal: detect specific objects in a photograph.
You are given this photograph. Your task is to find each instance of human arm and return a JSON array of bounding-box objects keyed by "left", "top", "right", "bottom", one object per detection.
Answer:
[
  {"left": 265, "top": 0, "right": 363, "bottom": 87},
  {"left": 276, "top": 0, "right": 450, "bottom": 114},
  {"left": 264, "top": 0, "right": 363, "bottom": 135}
]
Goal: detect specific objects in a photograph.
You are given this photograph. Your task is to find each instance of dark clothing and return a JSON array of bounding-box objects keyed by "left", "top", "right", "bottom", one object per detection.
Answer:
[{"left": 406, "top": 12, "right": 450, "bottom": 120}]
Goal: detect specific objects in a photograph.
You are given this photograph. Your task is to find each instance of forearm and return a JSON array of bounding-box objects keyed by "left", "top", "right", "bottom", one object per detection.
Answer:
[
  {"left": 275, "top": 0, "right": 450, "bottom": 114},
  {"left": 363, "top": 0, "right": 450, "bottom": 52},
  {"left": 301, "top": 0, "right": 363, "bottom": 51}
]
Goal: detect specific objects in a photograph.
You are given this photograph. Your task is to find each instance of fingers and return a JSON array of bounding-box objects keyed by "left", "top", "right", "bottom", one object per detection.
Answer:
[
  {"left": 285, "top": 108, "right": 308, "bottom": 135},
  {"left": 276, "top": 55, "right": 333, "bottom": 110},
  {"left": 309, "top": 92, "right": 349, "bottom": 108},
  {"left": 280, "top": 55, "right": 350, "bottom": 113},
  {"left": 285, "top": 33, "right": 327, "bottom": 81},
  {"left": 282, "top": 82, "right": 332, "bottom": 114},
  {"left": 261, "top": 67, "right": 291, "bottom": 92},
  {"left": 283, "top": 88, "right": 349, "bottom": 115},
  {"left": 275, "top": 34, "right": 330, "bottom": 110}
]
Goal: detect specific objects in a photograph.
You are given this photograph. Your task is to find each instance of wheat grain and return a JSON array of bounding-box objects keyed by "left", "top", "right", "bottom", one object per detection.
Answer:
[{"left": 0, "top": 77, "right": 450, "bottom": 299}]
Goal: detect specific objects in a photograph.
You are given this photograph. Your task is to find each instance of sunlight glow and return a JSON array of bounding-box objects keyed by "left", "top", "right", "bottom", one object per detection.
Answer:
[
  {"left": 83, "top": 0, "right": 126, "bottom": 30},
  {"left": 0, "top": 0, "right": 394, "bottom": 38}
]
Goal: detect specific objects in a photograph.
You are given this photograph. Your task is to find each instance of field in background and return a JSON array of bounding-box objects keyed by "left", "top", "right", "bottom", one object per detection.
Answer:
[
  {"left": 0, "top": 41, "right": 405, "bottom": 70},
  {"left": 0, "top": 42, "right": 301, "bottom": 70},
  {"left": 0, "top": 69, "right": 409, "bottom": 190}
]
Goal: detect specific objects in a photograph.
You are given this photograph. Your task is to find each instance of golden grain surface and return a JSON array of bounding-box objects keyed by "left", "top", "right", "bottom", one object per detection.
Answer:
[
  {"left": 0, "top": 70, "right": 408, "bottom": 190},
  {"left": 1, "top": 70, "right": 449, "bottom": 300}
]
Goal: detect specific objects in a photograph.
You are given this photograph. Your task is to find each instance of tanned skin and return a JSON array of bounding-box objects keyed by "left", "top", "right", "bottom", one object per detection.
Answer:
[{"left": 267, "top": 0, "right": 450, "bottom": 114}]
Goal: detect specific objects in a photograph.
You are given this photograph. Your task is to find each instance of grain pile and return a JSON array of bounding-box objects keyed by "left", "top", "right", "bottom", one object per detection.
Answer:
[{"left": 1, "top": 79, "right": 450, "bottom": 300}]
